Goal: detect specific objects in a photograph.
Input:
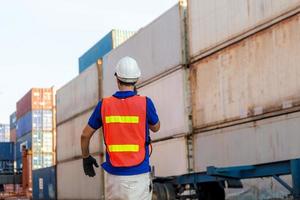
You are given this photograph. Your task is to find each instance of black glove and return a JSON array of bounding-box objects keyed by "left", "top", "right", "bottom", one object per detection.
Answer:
[{"left": 83, "top": 155, "right": 99, "bottom": 177}]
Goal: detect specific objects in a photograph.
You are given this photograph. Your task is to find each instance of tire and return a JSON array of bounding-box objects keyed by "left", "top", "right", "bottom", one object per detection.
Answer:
[
  {"left": 152, "top": 183, "right": 165, "bottom": 200},
  {"left": 153, "top": 183, "right": 176, "bottom": 200},
  {"left": 198, "top": 182, "right": 225, "bottom": 200},
  {"left": 163, "top": 183, "right": 176, "bottom": 200}
]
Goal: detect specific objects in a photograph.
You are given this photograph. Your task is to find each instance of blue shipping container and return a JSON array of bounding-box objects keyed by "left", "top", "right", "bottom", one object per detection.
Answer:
[
  {"left": 33, "top": 166, "right": 56, "bottom": 200},
  {"left": 10, "top": 112, "right": 17, "bottom": 130},
  {"left": 16, "top": 132, "right": 32, "bottom": 160},
  {"left": 17, "top": 110, "right": 53, "bottom": 139},
  {"left": 16, "top": 111, "right": 32, "bottom": 138},
  {"left": 79, "top": 29, "right": 135, "bottom": 73},
  {"left": 0, "top": 142, "right": 14, "bottom": 161},
  {"left": 79, "top": 31, "right": 112, "bottom": 73}
]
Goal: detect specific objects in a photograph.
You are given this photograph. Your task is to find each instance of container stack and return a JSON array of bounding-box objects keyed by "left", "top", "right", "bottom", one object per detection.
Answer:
[
  {"left": 55, "top": 29, "right": 135, "bottom": 199},
  {"left": 16, "top": 88, "right": 55, "bottom": 170},
  {"left": 0, "top": 124, "right": 10, "bottom": 142},
  {"left": 78, "top": 29, "right": 135, "bottom": 74},
  {"left": 9, "top": 112, "right": 17, "bottom": 143},
  {"left": 56, "top": 58, "right": 104, "bottom": 200},
  {"left": 56, "top": 2, "right": 188, "bottom": 199},
  {"left": 55, "top": 0, "right": 300, "bottom": 199},
  {"left": 102, "top": 2, "right": 190, "bottom": 178}
]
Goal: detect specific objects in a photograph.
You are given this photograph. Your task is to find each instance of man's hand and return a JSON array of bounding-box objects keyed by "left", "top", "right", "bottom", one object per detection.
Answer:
[{"left": 83, "top": 155, "right": 99, "bottom": 177}]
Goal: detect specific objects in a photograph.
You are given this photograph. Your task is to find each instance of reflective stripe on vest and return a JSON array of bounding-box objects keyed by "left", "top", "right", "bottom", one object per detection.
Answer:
[
  {"left": 101, "top": 95, "right": 147, "bottom": 167},
  {"left": 105, "top": 116, "right": 139, "bottom": 123},
  {"left": 108, "top": 144, "right": 139, "bottom": 152}
]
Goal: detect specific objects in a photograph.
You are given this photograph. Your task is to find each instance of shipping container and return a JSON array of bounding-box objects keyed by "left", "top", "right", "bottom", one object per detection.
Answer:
[
  {"left": 0, "top": 142, "right": 14, "bottom": 161},
  {"left": 190, "top": 13, "right": 300, "bottom": 129},
  {"left": 194, "top": 111, "right": 300, "bottom": 199},
  {"left": 188, "top": 0, "right": 300, "bottom": 61},
  {"left": 57, "top": 110, "right": 102, "bottom": 162},
  {"left": 32, "top": 153, "right": 54, "bottom": 169},
  {"left": 32, "top": 131, "right": 53, "bottom": 153},
  {"left": 17, "top": 110, "right": 53, "bottom": 139},
  {"left": 151, "top": 137, "right": 188, "bottom": 177},
  {"left": 9, "top": 111, "right": 17, "bottom": 130},
  {"left": 0, "top": 124, "right": 10, "bottom": 142},
  {"left": 79, "top": 29, "right": 135, "bottom": 73},
  {"left": 57, "top": 158, "right": 104, "bottom": 200},
  {"left": 138, "top": 68, "right": 190, "bottom": 140},
  {"left": 32, "top": 166, "right": 56, "bottom": 200},
  {"left": 102, "top": 3, "right": 186, "bottom": 97},
  {"left": 16, "top": 88, "right": 55, "bottom": 119},
  {"left": 56, "top": 65, "right": 100, "bottom": 124}
]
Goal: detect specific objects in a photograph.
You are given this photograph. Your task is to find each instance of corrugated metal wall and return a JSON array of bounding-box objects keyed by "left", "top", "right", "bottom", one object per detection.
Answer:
[
  {"left": 56, "top": 62, "right": 104, "bottom": 199},
  {"left": 102, "top": 4, "right": 184, "bottom": 97},
  {"left": 188, "top": 1, "right": 300, "bottom": 199},
  {"left": 55, "top": 0, "right": 300, "bottom": 199},
  {"left": 188, "top": 0, "right": 300, "bottom": 61},
  {"left": 190, "top": 13, "right": 300, "bottom": 129}
]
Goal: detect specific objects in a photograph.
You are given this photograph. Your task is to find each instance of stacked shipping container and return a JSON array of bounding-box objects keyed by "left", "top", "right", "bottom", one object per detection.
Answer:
[
  {"left": 32, "top": 166, "right": 56, "bottom": 200},
  {"left": 56, "top": 66, "right": 104, "bottom": 199},
  {"left": 16, "top": 88, "right": 55, "bottom": 170},
  {"left": 0, "top": 124, "right": 10, "bottom": 142},
  {"left": 79, "top": 29, "right": 135, "bottom": 74},
  {"left": 188, "top": 0, "right": 300, "bottom": 198},
  {"left": 56, "top": 3, "right": 188, "bottom": 199},
  {"left": 102, "top": 2, "right": 190, "bottom": 177},
  {"left": 9, "top": 112, "right": 17, "bottom": 143},
  {"left": 56, "top": 29, "right": 135, "bottom": 200},
  {"left": 56, "top": 0, "right": 300, "bottom": 199}
]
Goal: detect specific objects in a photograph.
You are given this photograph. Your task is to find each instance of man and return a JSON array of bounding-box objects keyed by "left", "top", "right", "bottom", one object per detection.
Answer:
[{"left": 81, "top": 56, "right": 160, "bottom": 200}]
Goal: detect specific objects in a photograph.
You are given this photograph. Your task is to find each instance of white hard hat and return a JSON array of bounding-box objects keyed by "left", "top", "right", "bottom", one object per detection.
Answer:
[{"left": 115, "top": 56, "right": 141, "bottom": 83}]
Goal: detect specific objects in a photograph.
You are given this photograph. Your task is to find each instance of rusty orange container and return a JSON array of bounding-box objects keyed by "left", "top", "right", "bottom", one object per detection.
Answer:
[{"left": 16, "top": 88, "right": 55, "bottom": 119}]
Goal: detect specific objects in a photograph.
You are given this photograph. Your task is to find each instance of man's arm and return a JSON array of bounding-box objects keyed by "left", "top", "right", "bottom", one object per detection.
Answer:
[
  {"left": 149, "top": 121, "right": 160, "bottom": 132},
  {"left": 146, "top": 97, "right": 160, "bottom": 133},
  {"left": 81, "top": 125, "right": 96, "bottom": 158}
]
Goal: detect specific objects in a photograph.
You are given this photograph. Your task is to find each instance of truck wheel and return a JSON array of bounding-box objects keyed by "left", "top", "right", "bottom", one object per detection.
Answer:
[
  {"left": 153, "top": 183, "right": 176, "bottom": 200},
  {"left": 152, "top": 183, "right": 165, "bottom": 200},
  {"left": 198, "top": 182, "right": 225, "bottom": 200},
  {"left": 163, "top": 183, "right": 176, "bottom": 199}
]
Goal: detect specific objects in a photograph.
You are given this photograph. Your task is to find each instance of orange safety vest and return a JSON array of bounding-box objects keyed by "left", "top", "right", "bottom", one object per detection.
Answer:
[{"left": 101, "top": 95, "right": 147, "bottom": 167}]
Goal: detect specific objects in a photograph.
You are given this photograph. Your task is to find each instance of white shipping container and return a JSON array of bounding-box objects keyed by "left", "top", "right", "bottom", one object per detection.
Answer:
[
  {"left": 56, "top": 64, "right": 100, "bottom": 124},
  {"left": 194, "top": 111, "right": 300, "bottom": 172},
  {"left": 32, "top": 131, "right": 53, "bottom": 153},
  {"left": 151, "top": 137, "right": 188, "bottom": 176},
  {"left": 188, "top": 0, "right": 300, "bottom": 60},
  {"left": 57, "top": 157, "right": 104, "bottom": 200},
  {"left": 103, "top": 4, "right": 184, "bottom": 97},
  {"left": 191, "top": 13, "right": 300, "bottom": 128},
  {"left": 138, "top": 69, "right": 189, "bottom": 140},
  {"left": 57, "top": 110, "right": 102, "bottom": 162}
]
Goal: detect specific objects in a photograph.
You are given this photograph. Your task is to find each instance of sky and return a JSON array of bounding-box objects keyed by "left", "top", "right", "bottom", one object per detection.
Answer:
[{"left": 0, "top": 0, "right": 178, "bottom": 124}]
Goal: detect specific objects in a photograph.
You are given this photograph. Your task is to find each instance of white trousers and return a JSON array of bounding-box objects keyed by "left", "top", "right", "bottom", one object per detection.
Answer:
[{"left": 105, "top": 172, "right": 152, "bottom": 200}]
